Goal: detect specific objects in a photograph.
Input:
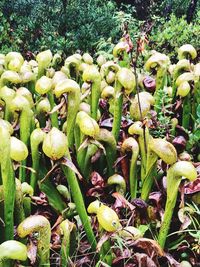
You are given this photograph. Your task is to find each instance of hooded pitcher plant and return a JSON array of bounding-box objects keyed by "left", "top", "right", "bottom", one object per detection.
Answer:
[
  {"left": 101, "top": 85, "right": 115, "bottom": 115},
  {"left": 17, "top": 215, "right": 51, "bottom": 267},
  {"left": 75, "top": 111, "right": 100, "bottom": 174},
  {"left": 130, "top": 92, "right": 155, "bottom": 121},
  {"left": 5, "top": 52, "right": 24, "bottom": 72},
  {"left": 54, "top": 78, "right": 80, "bottom": 148},
  {"left": 107, "top": 174, "right": 126, "bottom": 195},
  {"left": 128, "top": 121, "right": 150, "bottom": 182},
  {"left": 145, "top": 52, "right": 170, "bottom": 114},
  {"left": 178, "top": 44, "right": 197, "bottom": 61},
  {"left": 171, "top": 59, "right": 191, "bottom": 103},
  {"left": 36, "top": 50, "right": 52, "bottom": 78},
  {"left": 10, "top": 137, "right": 28, "bottom": 162},
  {"left": 82, "top": 53, "right": 93, "bottom": 65},
  {"left": 121, "top": 137, "right": 139, "bottom": 198},
  {"left": 59, "top": 219, "right": 77, "bottom": 267},
  {"left": 112, "top": 67, "right": 136, "bottom": 141},
  {"left": 113, "top": 41, "right": 130, "bottom": 67},
  {"left": 15, "top": 179, "right": 26, "bottom": 225},
  {"left": 63, "top": 54, "right": 82, "bottom": 80},
  {"left": 16, "top": 87, "right": 34, "bottom": 108},
  {"left": 158, "top": 161, "right": 197, "bottom": 248},
  {"left": 0, "top": 240, "right": 27, "bottom": 267},
  {"left": 10, "top": 95, "right": 34, "bottom": 182},
  {"left": 11, "top": 138, "right": 29, "bottom": 222},
  {"left": 30, "top": 130, "right": 67, "bottom": 214},
  {"left": 42, "top": 127, "right": 97, "bottom": 250},
  {"left": 96, "top": 54, "right": 106, "bottom": 67},
  {"left": 0, "top": 123, "right": 15, "bottom": 241},
  {"left": 0, "top": 70, "right": 21, "bottom": 88},
  {"left": 35, "top": 75, "right": 58, "bottom": 128},
  {"left": 0, "top": 86, "right": 15, "bottom": 121},
  {"left": 36, "top": 97, "right": 51, "bottom": 127},
  {"left": 141, "top": 137, "right": 177, "bottom": 201},
  {"left": 82, "top": 65, "right": 101, "bottom": 121},
  {"left": 176, "top": 72, "right": 195, "bottom": 129},
  {"left": 100, "top": 61, "right": 120, "bottom": 88},
  {"left": 88, "top": 200, "right": 121, "bottom": 264},
  {"left": 95, "top": 128, "right": 117, "bottom": 176},
  {"left": 19, "top": 61, "right": 36, "bottom": 94},
  {"left": 88, "top": 199, "right": 121, "bottom": 232},
  {"left": 19, "top": 181, "right": 33, "bottom": 219}
]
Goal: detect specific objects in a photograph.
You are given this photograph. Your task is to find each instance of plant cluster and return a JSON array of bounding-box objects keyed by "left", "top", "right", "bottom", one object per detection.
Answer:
[
  {"left": 0, "top": 39, "right": 199, "bottom": 266},
  {"left": 0, "top": 0, "right": 200, "bottom": 62},
  {"left": 0, "top": 0, "right": 122, "bottom": 55},
  {"left": 149, "top": 13, "right": 200, "bottom": 61}
]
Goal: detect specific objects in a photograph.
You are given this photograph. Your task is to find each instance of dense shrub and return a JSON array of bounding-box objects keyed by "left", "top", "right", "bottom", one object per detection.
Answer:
[
  {"left": 148, "top": 13, "right": 200, "bottom": 61},
  {"left": 0, "top": 0, "right": 199, "bottom": 59},
  {"left": 0, "top": 0, "right": 123, "bottom": 55}
]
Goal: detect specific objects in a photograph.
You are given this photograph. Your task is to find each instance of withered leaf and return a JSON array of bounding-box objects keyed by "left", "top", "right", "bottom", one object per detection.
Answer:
[
  {"left": 27, "top": 239, "right": 37, "bottom": 265},
  {"left": 86, "top": 186, "right": 104, "bottom": 197},
  {"left": 90, "top": 172, "right": 105, "bottom": 187},
  {"left": 184, "top": 178, "right": 200, "bottom": 194},
  {"left": 112, "top": 192, "right": 135, "bottom": 210},
  {"left": 62, "top": 157, "right": 83, "bottom": 181},
  {"left": 133, "top": 238, "right": 164, "bottom": 257},
  {"left": 143, "top": 76, "right": 156, "bottom": 92},
  {"left": 164, "top": 253, "right": 181, "bottom": 267},
  {"left": 134, "top": 252, "right": 157, "bottom": 267}
]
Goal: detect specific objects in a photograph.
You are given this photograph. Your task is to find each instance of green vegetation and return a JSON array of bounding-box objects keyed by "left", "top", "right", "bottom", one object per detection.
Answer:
[{"left": 0, "top": 1, "right": 199, "bottom": 266}]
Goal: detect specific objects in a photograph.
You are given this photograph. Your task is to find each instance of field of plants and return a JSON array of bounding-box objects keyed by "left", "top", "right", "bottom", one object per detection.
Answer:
[
  {"left": 0, "top": 1, "right": 200, "bottom": 267},
  {"left": 0, "top": 38, "right": 199, "bottom": 266}
]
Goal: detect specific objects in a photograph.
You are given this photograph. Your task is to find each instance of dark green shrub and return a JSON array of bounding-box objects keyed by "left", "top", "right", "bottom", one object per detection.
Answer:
[
  {"left": 0, "top": 0, "right": 123, "bottom": 55},
  {"left": 148, "top": 13, "right": 200, "bottom": 61}
]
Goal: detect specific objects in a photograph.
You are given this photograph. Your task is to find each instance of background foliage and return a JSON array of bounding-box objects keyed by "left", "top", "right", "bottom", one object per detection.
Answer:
[{"left": 0, "top": 0, "right": 199, "bottom": 57}]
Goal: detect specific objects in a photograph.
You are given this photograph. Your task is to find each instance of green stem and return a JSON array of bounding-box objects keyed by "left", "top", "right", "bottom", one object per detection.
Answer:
[
  {"left": 130, "top": 154, "right": 138, "bottom": 199},
  {"left": 11, "top": 96, "right": 33, "bottom": 182},
  {"left": 138, "top": 135, "right": 147, "bottom": 182},
  {"left": 141, "top": 162, "right": 157, "bottom": 201},
  {"left": 23, "top": 197, "right": 32, "bottom": 218},
  {"left": 39, "top": 179, "right": 67, "bottom": 214},
  {"left": 158, "top": 187, "right": 178, "bottom": 248},
  {"left": 17, "top": 215, "right": 51, "bottom": 267},
  {"left": 60, "top": 220, "right": 76, "bottom": 267},
  {"left": 182, "top": 93, "right": 191, "bottom": 129},
  {"left": 30, "top": 129, "right": 46, "bottom": 192},
  {"left": 112, "top": 81, "right": 123, "bottom": 142},
  {"left": 154, "top": 69, "right": 167, "bottom": 114},
  {"left": 15, "top": 179, "right": 25, "bottom": 225},
  {"left": 0, "top": 126, "right": 15, "bottom": 241},
  {"left": 82, "top": 144, "right": 98, "bottom": 180},
  {"left": 54, "top": 79, "right": 80, "bottom": 148},
  {"left": 61, "top": 148, "right": 97, "bottom": 250},
  {"left": 82, "top": 66, "right": 101, "bottom": 121},
  {"left": 48, "top": 90, "right": 59, "bottom": 128},
  {"left": 91, "top": 80, "right": 101, "bottom": 121},
  {"left": 27, "top": 80, "right": 36, "bottom": 95},
  {"left": 96, "top": 129, "right": 117, "bottom": 176},
  {"left": 66, "top": 90, "right": 80, "bottom": 148}
]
